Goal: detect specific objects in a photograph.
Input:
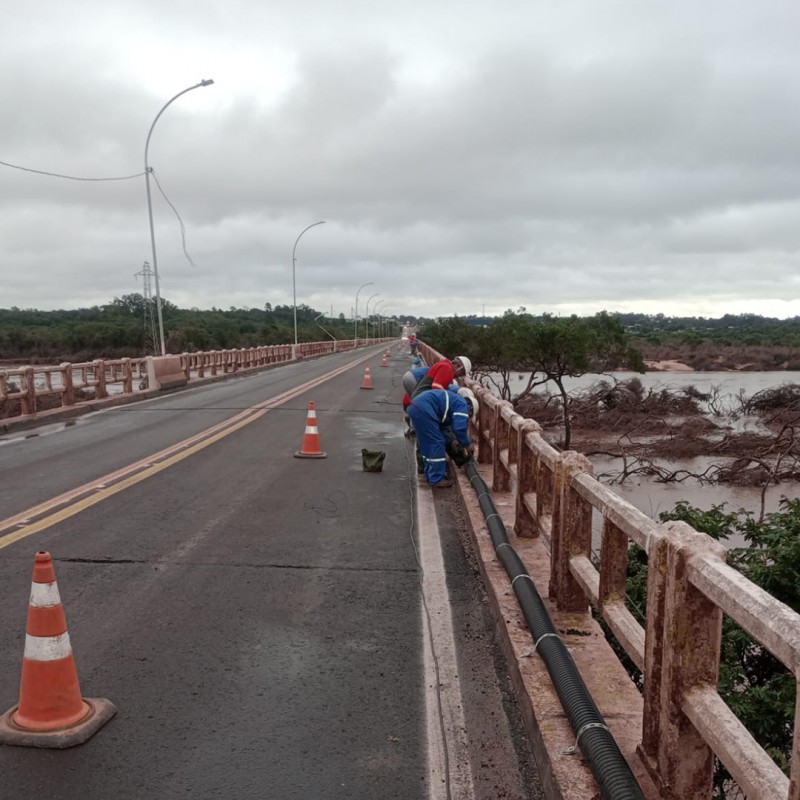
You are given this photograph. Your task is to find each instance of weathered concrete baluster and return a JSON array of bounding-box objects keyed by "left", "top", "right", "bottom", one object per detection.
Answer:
[
  {"left": 492, "top": 403, "right": 512, "bottom": 493},
  {"left": 639, "top": 528, "right": 668, "bottom": 781},
  {"left": 598, "top": 516, "right": 629, "bottom": 611},
  {"left": 93, "top": 360, "right": 107, "bottom": 399},
  {"left": 121, "top": 358, "right": 133, "bottom": 395},
  {"left": 549, "top": 451, "right": 593, "bottom": 611},
  {"left": 478, "top": 397, "right": 490, "bottom": 464},
  {"left": 790, "top": 701, "right": 800, "bottom": 800},
  {"left": 22, "top": 367, "right": 36, "bottom": 415},
  {"left": 649, "top": 522, "right": 724, "bottom": 799},
  {"left": 513, "top": 421, "right": 542, "bottom": 538},
  {"left": 59, "top": 368, "right": 75, "bottom": 406}
]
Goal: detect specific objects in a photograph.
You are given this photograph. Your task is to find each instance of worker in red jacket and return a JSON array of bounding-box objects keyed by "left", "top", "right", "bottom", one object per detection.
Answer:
[{"left": 410, "top": 356, "right": 471, "bottom": 401}]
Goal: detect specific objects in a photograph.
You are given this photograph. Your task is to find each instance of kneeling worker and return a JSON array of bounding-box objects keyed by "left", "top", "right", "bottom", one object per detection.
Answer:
[
  {"left": 408, "top": 387, "right": 477, "bottom": 489},
  {"left": 410, "top": 356, "right": 471, "bottom": 401},
  {"left": 402, "top": 364, "right": 429, "bottom": 435}
]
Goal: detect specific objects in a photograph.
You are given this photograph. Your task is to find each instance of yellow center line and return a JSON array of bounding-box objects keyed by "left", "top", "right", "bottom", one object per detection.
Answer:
[
  {"left": 0, "top": 353, "right": 373, "bottom": 549},
  {"left": 0, "top": 410, "right": 266, "bottom": 552},
  {"left": 0, "top": 346, "right": 383, "bottom": 553}
]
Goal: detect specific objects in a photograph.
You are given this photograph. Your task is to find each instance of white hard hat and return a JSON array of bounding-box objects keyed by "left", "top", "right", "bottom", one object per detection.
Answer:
[
  {"left": 457, "top": 387, "right": 479, "bottom": 417},
  {"left": 455, "top": 356, "right": 472, "bottom": 377}
]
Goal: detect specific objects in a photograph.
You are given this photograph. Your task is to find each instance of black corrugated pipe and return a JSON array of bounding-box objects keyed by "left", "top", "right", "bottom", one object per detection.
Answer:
[{"left": 464, "top": 460, "right": 645, "bottom": 800}]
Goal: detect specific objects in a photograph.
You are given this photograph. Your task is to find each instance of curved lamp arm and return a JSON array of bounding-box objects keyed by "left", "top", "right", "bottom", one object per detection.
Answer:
[
  {"left": 354, "top": 281, "right": 374, "bottom": 344},
  {"left": 144, "top": 78, "right": 214, "bottom": 356},
  {"left": 292, "top": 220, "right": 326, "bottom": 345}
]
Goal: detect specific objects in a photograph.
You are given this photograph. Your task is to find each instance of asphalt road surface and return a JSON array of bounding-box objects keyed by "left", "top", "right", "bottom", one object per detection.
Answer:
[{"left": 0, "top": 345, "right": 542, "bottom": 799}]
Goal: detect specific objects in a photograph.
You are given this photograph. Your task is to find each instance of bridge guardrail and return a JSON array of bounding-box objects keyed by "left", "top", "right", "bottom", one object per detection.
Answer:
[
  {"left": 0, "top": 359, "right": 149, "bottom": 418},
  {"left": 420, "top": 341, "right": 798, "bottom": 800},
  {"left": 0, "top": 338, "right": 386, "bottom": 423}
]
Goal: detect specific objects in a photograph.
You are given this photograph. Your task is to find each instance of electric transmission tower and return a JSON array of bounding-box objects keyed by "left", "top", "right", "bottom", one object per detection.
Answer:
[{"left": 134, "top": 261, "right": 159, "bottom": 356}]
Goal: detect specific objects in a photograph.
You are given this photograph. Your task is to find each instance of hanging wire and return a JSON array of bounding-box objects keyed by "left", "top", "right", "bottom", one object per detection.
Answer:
[
  {"left": 150, "top": 168, "right": 198, "bottom": 269},
  {"left": 1, "top": 157, "right": 200, "bottom": 270},
  {"left": 0, "top": 159, "right": 144, "bottom": 181}
]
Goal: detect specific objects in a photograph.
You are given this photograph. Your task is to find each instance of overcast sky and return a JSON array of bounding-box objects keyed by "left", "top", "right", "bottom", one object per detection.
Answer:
[{"left": 3, "top": 1, "right": 800, "bottom": 320}]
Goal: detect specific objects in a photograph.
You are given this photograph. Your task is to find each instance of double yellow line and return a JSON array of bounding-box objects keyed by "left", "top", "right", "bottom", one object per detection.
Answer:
[{"left": 0, "top": 352, "right": 375, "bottom": 552}]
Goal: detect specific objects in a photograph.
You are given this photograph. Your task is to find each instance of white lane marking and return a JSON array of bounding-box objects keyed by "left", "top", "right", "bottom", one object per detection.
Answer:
[{"left": 417, "top": 486, "right": 476, "bottom": 800}]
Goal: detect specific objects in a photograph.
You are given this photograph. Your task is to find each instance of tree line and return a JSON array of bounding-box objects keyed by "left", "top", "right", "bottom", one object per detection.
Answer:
[
  {"left": 0, "top": 294, "right": 399, "bottom": 362},
  {"left": 420, "top": 310, "right": 644, "bottom": 448}
]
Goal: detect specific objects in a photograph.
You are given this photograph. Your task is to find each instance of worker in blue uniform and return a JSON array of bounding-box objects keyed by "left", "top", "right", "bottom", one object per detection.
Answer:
[
  {"left": 407, "top": 388, "right": 476, "bottom": 488},
  {"left": 402, "top": 364, "right": 430, "bottom": 437}
]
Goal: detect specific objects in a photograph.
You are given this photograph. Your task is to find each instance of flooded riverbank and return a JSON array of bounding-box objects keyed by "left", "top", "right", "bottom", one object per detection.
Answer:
[{"left": 483, "top": 369, "right": 800, "bottom": 540}]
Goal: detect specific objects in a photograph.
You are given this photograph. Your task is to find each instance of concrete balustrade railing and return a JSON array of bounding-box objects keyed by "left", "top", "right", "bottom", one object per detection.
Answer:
[
  {"left": 0, "top": 358, "right": 149, "bottom": 418},
  {"left": 1, "top": 338, "right": 386, "bottom": 424},
  {"left": 420, "top": 341, "right": 799, "bottom": 800}
]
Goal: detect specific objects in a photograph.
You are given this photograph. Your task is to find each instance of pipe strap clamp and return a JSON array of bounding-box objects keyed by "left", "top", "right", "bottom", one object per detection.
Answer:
[
  {"left": 560, "top": 722, "right": 610, "bottom": 755},
  {"left": 532, "top": 632, "right": 560, "bottom": 654},
  {"left": 511, "top": 573, "right": 533, "bottom": 587}
]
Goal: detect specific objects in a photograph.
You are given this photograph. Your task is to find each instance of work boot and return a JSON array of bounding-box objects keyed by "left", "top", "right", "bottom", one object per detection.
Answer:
[
  {"left": 416, "top": 451, "right": 425, "bottom": 474},
  {"left": 431, "top": 478, "right": 454, "bottom": 489}
]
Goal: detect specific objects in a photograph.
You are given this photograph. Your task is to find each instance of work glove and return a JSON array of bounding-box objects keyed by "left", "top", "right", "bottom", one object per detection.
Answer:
[{"left": 446, "top": 441, "right": 472, "bottom": 467}]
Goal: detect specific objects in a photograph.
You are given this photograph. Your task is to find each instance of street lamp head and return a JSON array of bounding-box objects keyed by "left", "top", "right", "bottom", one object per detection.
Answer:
[{"left": 201, "top": 79, "right": 215, "bottom": 86}]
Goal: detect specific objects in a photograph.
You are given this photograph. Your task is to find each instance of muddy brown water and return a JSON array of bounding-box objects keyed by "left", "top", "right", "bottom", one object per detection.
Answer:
[{"left": 488, "top": 371, "right": 800, "bottom": 546}]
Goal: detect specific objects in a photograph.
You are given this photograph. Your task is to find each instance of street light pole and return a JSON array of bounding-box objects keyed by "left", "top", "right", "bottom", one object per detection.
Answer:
[
  {"left": 292, "top": 220, "right": 326, "bottom": 346},
  {"left": 354, "top": 281, "right": 373, "bottom": 345},
  {"left": 365, "top": 293, "right": 380, "bottom": 342},
  {"left": 145, "top": 78, "right": 214, "bottom": 356},
  {"left": 373, "top": 300, "right": 387, "bottom": 341}
]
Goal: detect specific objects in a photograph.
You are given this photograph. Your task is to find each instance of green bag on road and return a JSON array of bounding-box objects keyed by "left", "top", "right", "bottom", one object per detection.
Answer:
[{"left": 362, "top": 449, "right": 386, "bottom": 473}]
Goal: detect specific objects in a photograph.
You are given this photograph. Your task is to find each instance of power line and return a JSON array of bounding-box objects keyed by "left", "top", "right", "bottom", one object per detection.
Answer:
[
  {"left": 0, "top": 158, "right": 144, "bottom": 182},
  {"left": 2, "top": 157, "right": 200, "bottom": 270},
  {"left": 150, "top": 168, "right": 198, "bottom": 269}
]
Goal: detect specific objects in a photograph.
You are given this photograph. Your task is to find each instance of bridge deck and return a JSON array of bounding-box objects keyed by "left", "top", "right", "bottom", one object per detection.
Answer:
[{"left": 0, "top": 346, "right": 542, "bottom": 800}]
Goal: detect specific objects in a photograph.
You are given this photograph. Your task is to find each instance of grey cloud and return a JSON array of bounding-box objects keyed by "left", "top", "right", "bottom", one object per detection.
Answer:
[{"left": 3, "top": 2, "right": 800, "bottom": 317}]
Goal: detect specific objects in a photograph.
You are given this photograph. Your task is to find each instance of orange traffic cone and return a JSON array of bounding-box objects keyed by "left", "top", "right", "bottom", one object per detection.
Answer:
[
  {"left": 0, "top": 551, "right": 116, "bottom": 748},
  {"left": 381, "top": 354, "right": 388, "bottom": 368},
  {"left": 361, "top": 366, "right": 374, "bottom": 389},
  {"left": 294, "top": 401, "right": 327, "bottom": 458}
]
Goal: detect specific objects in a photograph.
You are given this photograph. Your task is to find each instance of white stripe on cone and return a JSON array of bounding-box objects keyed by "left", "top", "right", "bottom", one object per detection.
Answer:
[
  {"left": 24, "top": 632, "right": 73, "bottom": 662},
  {"left": 30, "top": 582, "right": 62, "bottom": 608},
  {"left": 305, "top": 426, "right": 319, "bottom": 434}
]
